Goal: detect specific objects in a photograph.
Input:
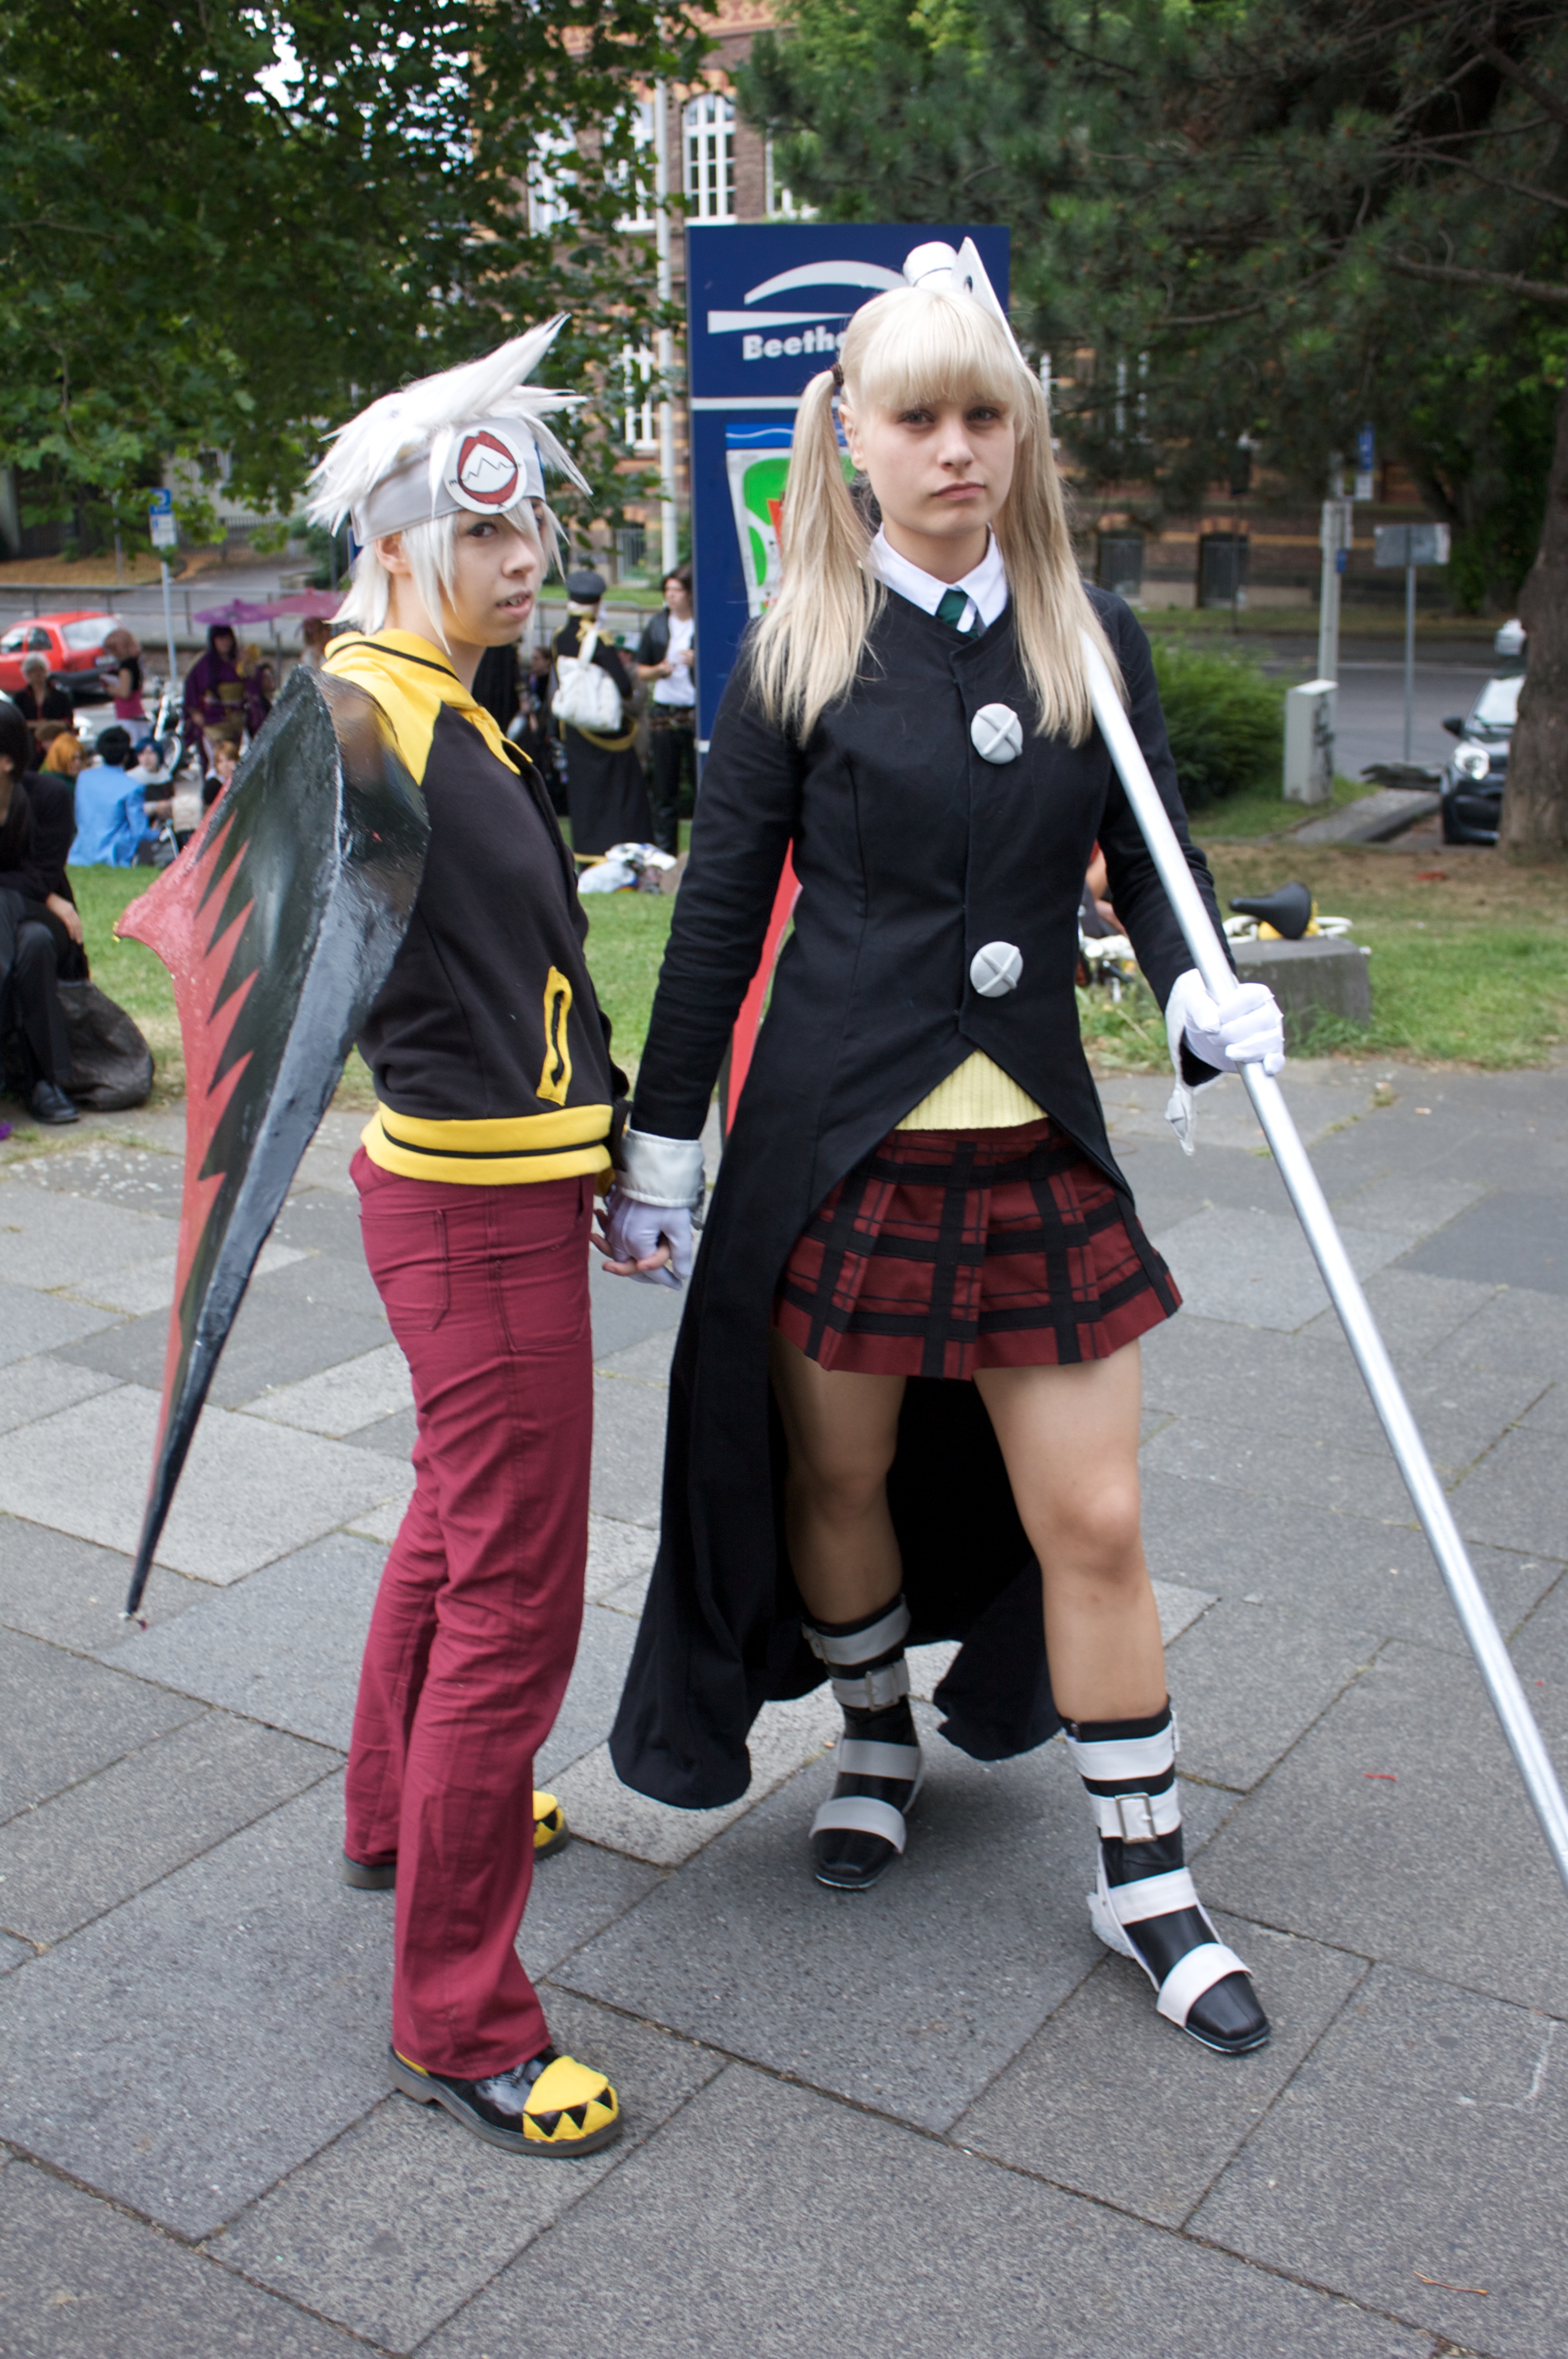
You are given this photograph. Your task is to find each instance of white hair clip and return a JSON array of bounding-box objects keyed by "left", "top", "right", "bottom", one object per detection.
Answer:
[{"left": 901, "top": 239, "right": 1024, "bottom": 360}]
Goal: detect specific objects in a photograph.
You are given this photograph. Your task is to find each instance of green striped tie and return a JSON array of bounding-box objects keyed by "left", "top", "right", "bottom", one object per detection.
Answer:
[{"left": 935, "top": 587, "right": 973, "bottom": 633}]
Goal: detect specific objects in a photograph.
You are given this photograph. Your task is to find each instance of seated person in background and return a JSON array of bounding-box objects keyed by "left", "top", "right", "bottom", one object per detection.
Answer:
[
  {"left": 0, "top": 702, "right": 77, "bottom": 1123},
  {"left": 13, "top": 654, "right": 73, "bottom": 762},
  {"left": 202, "top": 738, "right": 240, "bottom": 811},
  {"left": 67, "top": 726, "right": 157, "bottom": 866},
  {"left": 18, "top": 747, "right": 87, "bottom": 983},
  {"left": 39, "top": 730, "right": 86, "bottom": 786}
]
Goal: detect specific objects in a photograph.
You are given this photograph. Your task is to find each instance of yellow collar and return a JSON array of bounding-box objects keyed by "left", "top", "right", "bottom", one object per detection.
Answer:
[{"left": 322, "top": 628, "right": 514, "bottom": 781}]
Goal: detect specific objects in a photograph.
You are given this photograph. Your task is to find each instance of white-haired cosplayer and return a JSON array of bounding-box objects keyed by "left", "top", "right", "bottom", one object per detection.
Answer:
[
  {"left": 602, "top": 245, "right": 1286, "bottom": 2057},
  {"left": 311, "top": 326, "right": 626, "bottom": 2159}
]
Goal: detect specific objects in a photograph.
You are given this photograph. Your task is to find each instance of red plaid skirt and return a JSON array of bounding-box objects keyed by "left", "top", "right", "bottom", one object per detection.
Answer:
[{"left": 774, "top": 1118, "right": 1179, "bottom": 1381}]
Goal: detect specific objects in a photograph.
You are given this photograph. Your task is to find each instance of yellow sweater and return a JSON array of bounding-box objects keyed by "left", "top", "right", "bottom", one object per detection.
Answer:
[{"left": 897, "top": 1051, "right": 1043, "bottom": 1131}]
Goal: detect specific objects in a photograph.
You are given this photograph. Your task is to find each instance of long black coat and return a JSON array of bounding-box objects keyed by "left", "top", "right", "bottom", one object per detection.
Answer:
[{"left": 610, "top": 588, "right": 1225, "bottom": 1809}]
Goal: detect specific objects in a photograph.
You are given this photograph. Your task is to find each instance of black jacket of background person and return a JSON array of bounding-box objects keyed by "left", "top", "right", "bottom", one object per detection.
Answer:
[
  {"left": 20, "top": 773, "right": 77, "bottom": 905},
  {"left": 0, "top": 781, "right": 47, "bottom": 906},
  {"left": 323, "top": 630, "right": 626, "bottom": 1186},
  {"left": 611, "top": 588, "right": 1228, "bottom": 1809},
  {"left": 634, "top": 607, "right": 674, "bottom": 668}
]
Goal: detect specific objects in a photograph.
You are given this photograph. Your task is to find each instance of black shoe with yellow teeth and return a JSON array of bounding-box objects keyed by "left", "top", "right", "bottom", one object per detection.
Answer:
[{"left": 389, "top": 2041, "right": 620, "bottom": 2156}]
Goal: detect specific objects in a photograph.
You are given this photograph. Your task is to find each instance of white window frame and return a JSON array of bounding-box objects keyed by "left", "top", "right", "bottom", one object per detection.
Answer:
[
  {"left": 615, "top": 97, "right": 658, "bottom": 234},
  {"left": 620, "top": 344, "right": 659, "bottom": 452},
  {"left": 683, "top": 91, "right": 735, "bottom": 223},
  {"left": 528, "top": 128, "right": 576, "bottom": 237},
  {"left": 764, "top": 136, "right": 814, "bottom": 220}
]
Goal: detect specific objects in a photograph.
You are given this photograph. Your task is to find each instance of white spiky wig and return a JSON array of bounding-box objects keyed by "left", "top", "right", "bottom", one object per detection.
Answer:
[{"left": 305, "top": 319, "right": 589, "bottom": 642}]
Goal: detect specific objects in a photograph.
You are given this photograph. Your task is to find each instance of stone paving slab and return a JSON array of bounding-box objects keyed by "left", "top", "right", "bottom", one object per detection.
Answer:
[
  {"left": 1451, "top": 1429, "right": 1568, "bottom": 1562},
  {"left": 0, "top": 2157, "right": 364, "bottom": 2357},
  {"left": 1141, "top": 1309, "right": 1546, "bottom": 1474},
  {"left": 57, "top": 1283, "right": 391, "bottom": 1408},
  {"left": 105, "top": 1531, "right": 384, "bottom": 1749},
  {"left": 345, "top": 1494, "right": 407, "bottom": 1546},
  {"left": 1300, "top": 1264, "right": 1499, "bottom": 1360},
  {"left": 1416, "top": 1281, "right": 1568, "bottom": 1384},
  {"left": 217, "top": 1994, "right": 721, "bottom": 2355},
  {"left": 557, "top": 1710, "right": 1106, "bottom": 2133},
  {"left": 1162, "top": 1598, "right": 1379, "bottom": 1791},
  {"left": 594, "top": 1327, "right": 677, "bottom": 1385},
  {"left": 0, "top": 1351, "right": 120, "bottom": 1436},
  {"left": 588, "top": 1369, "right": 670, "bottom": 1528},
  {"left": 1198, "top": 1628, "right": 1568, "bottom": 2016},
  {"left": 0, "top": 1930, "right": 32, "bottom": 1972},
  {"left": 584, "top": 1512, "right": 658, "bottom": 1604},
  {"left": 0, "top": 1175, "right": 177, "bottom": 1290},
  {"left": 343, "top": 1403, "right": 418, "bottom": 1459},
  {"left": 0, "top": 1778, "right": 391, "bottom": 2240},
  {"left": 549, "top": 1685, "right": 841, "bottom": 1869},
  {"left": 1137, "top": 1468, "right": 1559, "bottom": 1653},
  {"left": 0, "top": 1277, "right": 121, "bottom": 1364},
  {"left": 8, "top": 1138, "right": 187, "bottom": 1212},
  {"left": 1399, "top": 1187, "right": 1568, "bottom": 1295},
  {"left": 254, "top": 1240, "right": 390, "bottom": 1323},
  {"left": 1152, "top": 1205, "right": 1413, "bottom": 1331},
  {"left": 585, "top": 1253, "right": 687, "bottom": 1362},
  {"left": 954, "top": 1912, "right": 1367, "bottom": 2227},
  {"left": 0, "top": 1709, "right": 336, "bottom": 1945},
  {"left": 0, "top": 1515, "right": 198, "bottom": 1651},
  {"left": 421, "top": 2061, "right": 1433, "bottom": 2359},
  {"left": 1327, "top": 1170, "right": 1491, "bottom": 1237},
  {"left": 1142, "top": 1415, "right": 1419, "bottom": 1528},
  {"left": 537, "top": 1604, "right": 640, "bottom": 1785},
  {"left": 240, "top": 1341, "right": 412, "bottom": 1437},
  {"left": 1191, "top": 1964, "right": 1567, "bottom": 2359},
  {"left": 1, "top": 1630, "right": 204, "bottom": 1822},
  {"left": 517, "top": 1838, "right": 665, "bottom": 1981},
  {"left": 61, "top": 1236, "right": 305, "bottom": 1319},
  {"left": 0, "top": 1384, "right": 411, "bottom": 1582}
]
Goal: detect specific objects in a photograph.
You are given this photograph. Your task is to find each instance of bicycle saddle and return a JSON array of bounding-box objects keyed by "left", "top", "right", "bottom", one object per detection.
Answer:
[{"left": 1229, "top": 881, "right": 1313, "bottom": 940}]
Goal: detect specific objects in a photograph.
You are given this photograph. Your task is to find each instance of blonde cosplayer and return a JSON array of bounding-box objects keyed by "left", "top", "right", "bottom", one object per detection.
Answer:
[
  {"left": 751, "top": 263, "right": 1120, "bottom": 744},
  {"left": 305, "top": 320, "right": 588, "bottom": 646}
]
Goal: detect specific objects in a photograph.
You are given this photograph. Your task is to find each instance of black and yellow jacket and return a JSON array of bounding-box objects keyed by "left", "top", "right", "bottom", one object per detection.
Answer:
[{"left": 324, "top": 630, "right": 624, "bottom": 1185}]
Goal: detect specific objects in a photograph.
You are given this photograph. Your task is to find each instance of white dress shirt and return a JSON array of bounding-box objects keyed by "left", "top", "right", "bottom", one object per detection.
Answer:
[
  {"left": 870, "top": 526, "right": 1009, "bottom": 636},
  {"left": 653, "top": 612, "right": 696, "bottom": 708}
]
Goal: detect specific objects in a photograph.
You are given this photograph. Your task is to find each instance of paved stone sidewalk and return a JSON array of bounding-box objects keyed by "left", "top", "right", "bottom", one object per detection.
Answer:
[{"left": 1, "top": 1062, "right": 1565, "bottom": 2358}]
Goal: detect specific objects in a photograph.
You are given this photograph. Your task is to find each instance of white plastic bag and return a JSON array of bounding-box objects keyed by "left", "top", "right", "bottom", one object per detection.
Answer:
[{"left": 551, "top": 627, "right": 624, "bottom": 733}]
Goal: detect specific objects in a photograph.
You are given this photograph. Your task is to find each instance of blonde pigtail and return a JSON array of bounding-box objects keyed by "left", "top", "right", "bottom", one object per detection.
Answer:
[{"left": 749, "top": 368, "right": 881, "bottom": 739}]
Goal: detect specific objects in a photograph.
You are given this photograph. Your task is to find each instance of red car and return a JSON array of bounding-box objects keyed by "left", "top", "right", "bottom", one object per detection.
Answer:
[{"left": 0, "top": 610, "right": 124, "bottom": 701}]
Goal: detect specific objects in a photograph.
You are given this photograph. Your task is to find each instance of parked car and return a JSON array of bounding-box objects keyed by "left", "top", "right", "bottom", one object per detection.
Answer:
[
  {"left": 1440, "top": 673, "right": 1519, "bottom": 845},
  {"left": 0, "top": 611, "right": 125, "bottom": 704}
]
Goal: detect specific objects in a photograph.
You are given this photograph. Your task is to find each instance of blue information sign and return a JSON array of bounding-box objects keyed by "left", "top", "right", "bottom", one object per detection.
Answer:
[{"left": 686, "top": 222, "right": 1010, "bottom": 748}]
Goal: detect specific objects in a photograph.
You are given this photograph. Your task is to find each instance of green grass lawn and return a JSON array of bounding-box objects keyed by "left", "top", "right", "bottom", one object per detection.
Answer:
[{"left": 54, "top": 833, "right": 1568, "bottom": 1130}]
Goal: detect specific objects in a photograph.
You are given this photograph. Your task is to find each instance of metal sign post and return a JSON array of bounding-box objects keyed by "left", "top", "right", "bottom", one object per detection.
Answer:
[
  {"left": 685, "top": 222, "right": 1010, "bottom": 754},
  {"left": 1082, "top": 627, "right": 1568, "bottom": 1900},
  {"left": 1316, "top": 495, "right": 1354, "bottom": 692},
  {"left": 149, "top": 491, "right": 179, "bottom": 697},
  {"left": 1374, "top": 522, "right": 1452, "bottom": 765}
]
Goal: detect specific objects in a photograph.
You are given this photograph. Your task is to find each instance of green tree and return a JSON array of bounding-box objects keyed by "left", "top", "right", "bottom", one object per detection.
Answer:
[
  {"left": 741, "top": 1, "right": 1568, "bottom": 854},
  {"left": 0, "top": 1, "right": 707, "bottom": 554}
]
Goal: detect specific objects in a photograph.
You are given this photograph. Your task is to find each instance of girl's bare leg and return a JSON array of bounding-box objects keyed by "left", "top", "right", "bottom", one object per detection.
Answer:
[
  {"left": 976, "top": 1339, "right": 1269, "bottom": 2053},
  {"left": 769, "top": 1332, "right": 919, "bottom": 1890},
  {"left": 768, "top": 1331, "right": 905, "bottom": 1622},
  {"left": 973, "top": 1341, "right": 1164, "bottom": 1723}
]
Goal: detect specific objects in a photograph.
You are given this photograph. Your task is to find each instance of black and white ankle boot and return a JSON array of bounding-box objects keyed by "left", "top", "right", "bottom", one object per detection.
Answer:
[
  {"left": 804, "top": 1595, "right": 923, "bottom": 1892},
  {"left": 1063, "top": 1702, "right": 1269, "bottom": 2056}
]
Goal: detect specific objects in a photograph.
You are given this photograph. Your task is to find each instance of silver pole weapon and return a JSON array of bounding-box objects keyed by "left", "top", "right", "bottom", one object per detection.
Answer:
[{"left": 1082, "top": 630, "right": 1568, "bottom": 1898}]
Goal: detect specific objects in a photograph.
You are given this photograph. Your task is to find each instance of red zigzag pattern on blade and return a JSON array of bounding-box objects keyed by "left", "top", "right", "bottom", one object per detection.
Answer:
[{"left": 116, "top": 811, "right": 258, "bottom": 1460}]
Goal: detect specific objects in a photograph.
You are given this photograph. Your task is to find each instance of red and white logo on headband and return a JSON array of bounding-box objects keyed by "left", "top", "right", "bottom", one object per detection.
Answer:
[
  {"left": 453, "top": 430, "right": 520, "bottom": 508},
  {"left": 440, "top": 417, "right": 546, "bottom": 516}
]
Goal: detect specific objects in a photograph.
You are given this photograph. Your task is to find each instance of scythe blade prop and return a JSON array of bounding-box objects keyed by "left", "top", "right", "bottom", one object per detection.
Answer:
[
  {"left": 115, "top": 665, "right": 428, "bottom": 1621},
  {"left": 1082, "top": 628, "right": 1568, "bottom": 1897}
]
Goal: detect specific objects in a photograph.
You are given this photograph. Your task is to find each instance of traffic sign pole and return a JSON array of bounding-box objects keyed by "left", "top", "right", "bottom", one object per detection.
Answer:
[{"left": 1404, "top": 563, "right": 1416, "bottom": 765}]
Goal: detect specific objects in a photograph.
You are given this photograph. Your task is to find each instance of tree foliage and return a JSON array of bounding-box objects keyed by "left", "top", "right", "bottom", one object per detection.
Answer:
[
  {"left": 741, "top": 1, "right": 1566, "bottom": 604},
  {"left": 0, "top": 1, "right": 707, "bottom": 551}
]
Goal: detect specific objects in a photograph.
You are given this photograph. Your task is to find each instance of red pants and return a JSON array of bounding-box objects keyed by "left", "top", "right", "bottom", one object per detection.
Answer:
[{"left": 345, "top": 1150, "right": 594, "bottom": 2078}]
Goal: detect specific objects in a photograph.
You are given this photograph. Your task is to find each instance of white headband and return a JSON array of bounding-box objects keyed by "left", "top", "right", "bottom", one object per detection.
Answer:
[{"left": 353, "top": 415, "right": 547, "bottom": 544}]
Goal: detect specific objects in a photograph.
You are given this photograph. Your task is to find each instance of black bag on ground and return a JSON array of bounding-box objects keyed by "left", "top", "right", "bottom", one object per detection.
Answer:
[{"left": 58, "top": 981, "right": 155, "bottom": 1109}]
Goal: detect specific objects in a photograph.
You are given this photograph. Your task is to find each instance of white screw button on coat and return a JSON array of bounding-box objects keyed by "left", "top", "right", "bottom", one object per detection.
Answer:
[
  {"left": 970, "top": 942, "right": 1023, "bottom": 998},
  {"left": 970, "top": 703, "right": 1023, "bottom": 764}
]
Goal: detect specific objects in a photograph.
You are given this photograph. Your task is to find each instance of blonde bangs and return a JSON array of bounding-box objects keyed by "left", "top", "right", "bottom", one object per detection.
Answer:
[
  {"left": 750, "top": 281, "right": 1122, "bottom": 745},
  {"left": 848, "top": 285, "right": 1030, "bottom": 423}
]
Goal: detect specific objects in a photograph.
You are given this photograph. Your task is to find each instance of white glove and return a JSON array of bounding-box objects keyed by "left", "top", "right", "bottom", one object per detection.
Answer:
[
  {"left": 1166, "top": 969, "right": 1285, "bottom": 1077},
  {"left": 598, "top": 1184, "right": 695, "bottom": 1288},
  {"left": 1162, "top": 969, "right": 1285, "bottom": 1157}
]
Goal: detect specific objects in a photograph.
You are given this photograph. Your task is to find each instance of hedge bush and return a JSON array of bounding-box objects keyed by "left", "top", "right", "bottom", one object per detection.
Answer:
[{"left": 1147, "top": 639, "right": 1286, "bottom": 806}]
